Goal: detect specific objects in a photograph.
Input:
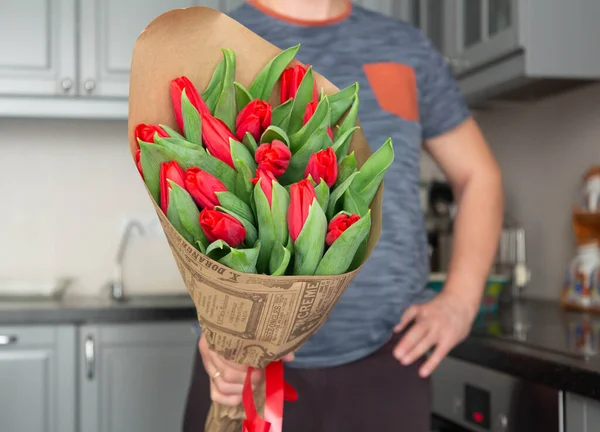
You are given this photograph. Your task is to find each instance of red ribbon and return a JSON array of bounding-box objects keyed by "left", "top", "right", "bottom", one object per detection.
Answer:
[{"left": 242, "top": 361, "right": 297, "bottom": 432}]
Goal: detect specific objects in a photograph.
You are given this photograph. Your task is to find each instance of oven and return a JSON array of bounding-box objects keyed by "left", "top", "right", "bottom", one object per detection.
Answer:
[{"left": 431, "top": 357, "right": 563, "bottom": 432}]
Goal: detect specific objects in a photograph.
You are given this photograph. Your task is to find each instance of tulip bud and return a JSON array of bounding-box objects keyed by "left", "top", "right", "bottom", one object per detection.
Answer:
[
  {"left": 254, "top": 140, "right": 292, "bottom": 178},
  {"left": 252, "top": 169, "right": 278, "bottom": 208},
  {"left": 305, "top": 148, "right": 338, "bottom": 188},
  {"left": 184, "top": 167, "right": 228, "bottom": 210},
  {"left": 303, "top": 101, "right": 333, "bottom": 140},
  {"left": 287, "top": 179, "right": 317, "bottom": 242},
  {"left": 135, "top": 149, "right": 142, "bottom": 177},
  {"left": 202, "top": 112, "right": 236, "bottom": 168},
  {"left": 135, "top": 123, "right": 168, "bottom": 144},
  {"left": 199, "top": 209, "right": 246, "bottom": 247},
  {"left": 159, "top": 161, "right": 186, "bottom": 214},
  {"left": 326, "top": 214, "right": 361, "bottom": 246},
  {"left": 235, "top": 100, "right": 272, "bottom": 142},
  {"left": 280, "top": 65, "right": 318, "bottom": 104},
  {"left": 171, "top": 76, "right": 209, "bottom": 133}
]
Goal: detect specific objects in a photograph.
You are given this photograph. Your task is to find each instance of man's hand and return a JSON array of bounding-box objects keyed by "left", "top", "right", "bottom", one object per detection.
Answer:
[
  {"left": 198, "top": 335, "right": 295, "bottom": 406},
  {"left": 392, "top": 291, "right": 478, "bottom": 378}
]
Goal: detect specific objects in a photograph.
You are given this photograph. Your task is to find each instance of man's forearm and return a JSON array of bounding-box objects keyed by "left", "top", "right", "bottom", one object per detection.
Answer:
[{"left": 443, "top": 168, "right": 504, "bottom": 314}]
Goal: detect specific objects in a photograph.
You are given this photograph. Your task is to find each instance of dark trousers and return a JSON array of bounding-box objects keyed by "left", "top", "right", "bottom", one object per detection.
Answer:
[{"left": 183, "top": 334, "right": 431, "bottom": 432}]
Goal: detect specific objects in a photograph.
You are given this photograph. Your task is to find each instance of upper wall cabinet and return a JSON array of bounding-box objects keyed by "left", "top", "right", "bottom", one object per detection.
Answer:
[{"left": 0, "top": 0, "right": 76, "bottom": 97}]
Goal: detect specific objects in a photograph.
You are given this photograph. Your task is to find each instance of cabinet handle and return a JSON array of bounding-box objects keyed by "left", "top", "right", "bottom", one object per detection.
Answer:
[
  {"left": 0, "top": 335, "right": 17, "bottom": 346},
  {"left": 61, "top": 78, "right": 73, "bottom": 92},
  {"left": 83, "top": 80, "right": 96, "bottom": 93},
  {"left": 84, "top": 335, "right": 95, "bottom": 380}
]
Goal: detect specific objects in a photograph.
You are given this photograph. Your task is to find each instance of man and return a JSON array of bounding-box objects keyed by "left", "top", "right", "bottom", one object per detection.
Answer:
[{"left": 183, "top": 0, "right": 503, "bottom": 430}]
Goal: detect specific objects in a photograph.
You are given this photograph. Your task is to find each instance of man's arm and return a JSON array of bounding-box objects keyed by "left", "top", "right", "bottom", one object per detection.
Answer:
[{"left": 393, "top": 117, "right": 503, "bottom": 377}]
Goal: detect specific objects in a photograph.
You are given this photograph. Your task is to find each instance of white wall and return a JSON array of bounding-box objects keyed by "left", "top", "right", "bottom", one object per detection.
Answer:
[
  {"left": 1, "top": 83, "right": 598, "bottom": 298},
  {"left": 475, "top": 84, "right": 600, "bottom": 300},
  {"left": 0, "top": 119, "right": 186, "bottom": 297}
]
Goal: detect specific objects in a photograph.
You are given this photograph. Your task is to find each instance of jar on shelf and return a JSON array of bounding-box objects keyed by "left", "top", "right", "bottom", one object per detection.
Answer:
[{"left": 563, "top": 241, "right": 600, "bottom": 310}]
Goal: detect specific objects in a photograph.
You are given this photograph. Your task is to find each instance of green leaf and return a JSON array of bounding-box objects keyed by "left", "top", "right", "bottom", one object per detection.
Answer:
[
  {"left": 249, "top": 44, "right": 301, "bottom": 100},
  {"left": 167, "top": 190, "right": 196, "bottom": 246},
  {"left": 181, "top": 89, "right": 202, "bottom": 145},
  {"left": 203, "top": 59, "right": 225, "bottom": 113},
  {"left": 260, "top": 125, "right": 290, "bottom": 147},
  {"left": 293, "top": 198, "right": 327, "bottom": 275},
  {"left": 254, "top": 178, "right": 276, "bottom": 274},
  {"left": 159, "top": 124, "right": 185, "bottom": 139},
  {"left": 169, "top": 182, "right": 209, "bottom": 250},
  {"left": 231, "top": 138, "right": 257, "bottom": 173},
  {"left": 234, "top": 82, "right": 254, "bottom": 112},
  {"left": 270, "top": 182, "right": 289, "bottom": 246},
  {"left": 214, "top": 48, "right": 237, "bottom": 132},
  {"left": 154, "top": 137, "right": 236, "bottom": 192},
  {"left": 342, "top": 187, "right": 369, "bottom": 216},
  {"left": 315, "top": 210, "right": 371, "bottom": 275},
  {"left": 219, "top": 241, "right": 261, "bottom": 274},
  {"left": 215, "top": 191, "right": 255, "bottom": 225},
  {"left": 349, "top": 238, "right": 369, "bottom": 272},
  {"left": 269, "top": 241, "right": 291, "bottom": 276},
  {"left": 334, "top": 94, "right": 360, "bottom": 141},
  {"left": 288, "top": 66, "right": 315, "bottom": 135},
  {"left": 148, "top": 136, "right": 197, "bottom": 149},
  {"left": 336, "top": 152, "right": 357, "bottom": 186},
  {"left": 332, "top": 126, "right": 360, "bottom": 160},
  {"left": 242, "top": 132, "right": 259, "bottom": 155},
  {"left": 289, "top": 98, "right": 330, "bottom": 154},
  {"left": 327, "top": 83, "right": 359, "bottom": 126},
  {"left": 215, "top": 206, "right": 258, "bottom": 247},
  {"left": 206, "top": 240, "right": 231, "bottom": 261},
  {"left": 327, "top": 172, "right": 359, "bottom": 219},
  {"left": 271, "top": 98, "right": 293, "bottom": 130},
  {"left": 350, "top": 138, "right": 394, "bottom": 206},
  {"left": 279, "top": 127, "right": 330, "bottom": 185},
  {"left": 234, "top": 159, "right": 254, "bottom": 208},
  {"left": 139, "top": 142, "right": 170, "bottom": 204},
  {"left": 314, "top": 180, "right": 330, "bottom": 213}
]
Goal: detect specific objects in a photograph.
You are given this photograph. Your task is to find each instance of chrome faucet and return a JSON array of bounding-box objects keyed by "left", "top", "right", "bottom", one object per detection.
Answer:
[{"left": 107, "top": 219, "right": 146, "bottom": 301}]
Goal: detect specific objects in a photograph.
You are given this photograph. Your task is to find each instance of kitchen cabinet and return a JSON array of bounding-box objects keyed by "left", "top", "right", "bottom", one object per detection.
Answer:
[
  {"left": 446, "top": 0, "right": 520, "bottom": 76},
  {"left": 565, "top": 392, "right": 600, "bottom": 432},
  {"left": 0, "top": 325, "right": 76, "bottom": 432},
  {"left": 79, "top": 321, "right": 198, "bottom": 432},
  {"left": 0, "top": 0, "right": 76, "bottom": 97}
]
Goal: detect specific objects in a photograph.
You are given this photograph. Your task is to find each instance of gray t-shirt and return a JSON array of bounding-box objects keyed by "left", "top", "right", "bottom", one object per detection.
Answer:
[{"left": 227, "top": 2, "right": 471, "bottom": 368}]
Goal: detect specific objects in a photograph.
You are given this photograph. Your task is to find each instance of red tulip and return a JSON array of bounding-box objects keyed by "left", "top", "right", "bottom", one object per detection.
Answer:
[
  {"left": 135, "top": 123, "right": 168, "bottom": 143},
  {"left": 235, "top": 100, "right": 272, "bottom": 142},
  {"left": 202, "top": 112, "right": 236, "bottom": 168},
  {"left": 287, "top": 179, "right": 317, "bottom": 242},
  {"left": 280, "top": 64, "right": 318, "bottom": 104},
  {"left": 171, "top": 76, "right": 210, "bottom": 133},
  {"left": 305, "top": 148, "right": 338, "bottom": 188},
  {"left": 254, "top": 140, "right": 292, "bottom": 177},
  {"left": 184, "top": 167, "right": 228, "bottom": 210},
  {"left": 252, "top": 169, "right": 278, "bottom": 207},
  {"left": 199, "top": 209, "right": 246, "bottom": 247},
  {"left": 135, "top": 150, "right": 143, "bottom": 177},
  {"left": 326, "top": 214, "right": 361, "bottom": 246},
  {"left": 159, "top": 161, "right": 185, "bottom": 214},
  {"left": 303, "top": 101, "right": 334, "bottom": 140}
]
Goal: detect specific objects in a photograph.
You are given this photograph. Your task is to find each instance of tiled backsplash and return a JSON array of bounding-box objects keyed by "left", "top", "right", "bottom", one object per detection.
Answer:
[{"left": 2, "top": 83, "right": 599, "bottom": 298}]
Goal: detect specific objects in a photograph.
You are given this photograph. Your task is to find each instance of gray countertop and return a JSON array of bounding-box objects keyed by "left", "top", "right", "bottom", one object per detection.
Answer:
[{"left": 0, "top": 294, "right": 197, "bottom": 324}]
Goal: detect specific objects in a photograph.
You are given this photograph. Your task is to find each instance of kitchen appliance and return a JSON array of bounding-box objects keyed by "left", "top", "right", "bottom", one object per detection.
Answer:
[
  {"left": 431, "top": 357, "right": 563, "bottom": 432},
  {"left": 426, "top": 181, "right": 455, "bottom": 273}
]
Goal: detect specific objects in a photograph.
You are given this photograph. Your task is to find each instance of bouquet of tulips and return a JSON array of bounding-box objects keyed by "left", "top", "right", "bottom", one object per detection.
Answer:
[
  {"left": 129, "top": 7, "right": 394, "bottom": 432},
  {"left": 134, "top": 44, "right": 394, "bottom": 279}
]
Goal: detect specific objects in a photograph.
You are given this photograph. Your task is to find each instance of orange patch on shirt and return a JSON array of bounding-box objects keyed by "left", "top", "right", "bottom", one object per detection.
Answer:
[{"left": 363, "top": 63, "right": 419, "bottom": 122}]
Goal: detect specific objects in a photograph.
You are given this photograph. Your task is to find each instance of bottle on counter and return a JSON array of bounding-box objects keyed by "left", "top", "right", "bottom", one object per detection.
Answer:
[{"left": 562, "top": 240, "right": 600, "bottom": 311}]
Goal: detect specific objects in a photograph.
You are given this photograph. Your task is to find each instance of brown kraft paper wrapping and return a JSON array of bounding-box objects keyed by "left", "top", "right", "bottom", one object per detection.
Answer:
[{"left": 127, "top": 7, "right": 383, "bottom": 431}]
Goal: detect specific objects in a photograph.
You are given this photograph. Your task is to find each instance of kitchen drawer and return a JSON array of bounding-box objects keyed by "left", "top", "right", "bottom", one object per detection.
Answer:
[{"left": 0, "top": 325, "right": 56, "bottom": 346}]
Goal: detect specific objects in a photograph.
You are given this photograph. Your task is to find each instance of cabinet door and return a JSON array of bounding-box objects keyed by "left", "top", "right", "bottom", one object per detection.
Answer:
[
  {"left": 0, "top": 326, "right": 76, "bottom": 432},
  {"left": 451, "top": 0, "right": 520, "bottom": 74},
  {"left": 565, "top": 392, "right": 600, "bottom": 432},
  {"left": 0, "top": 0, "right": 76, "bottom": 97},
  {"left": 79, "top": 321, "right": 198, "bottom": 432},
  {"left": 78, "top": 0, "right": 225, "bottom": 99}
]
